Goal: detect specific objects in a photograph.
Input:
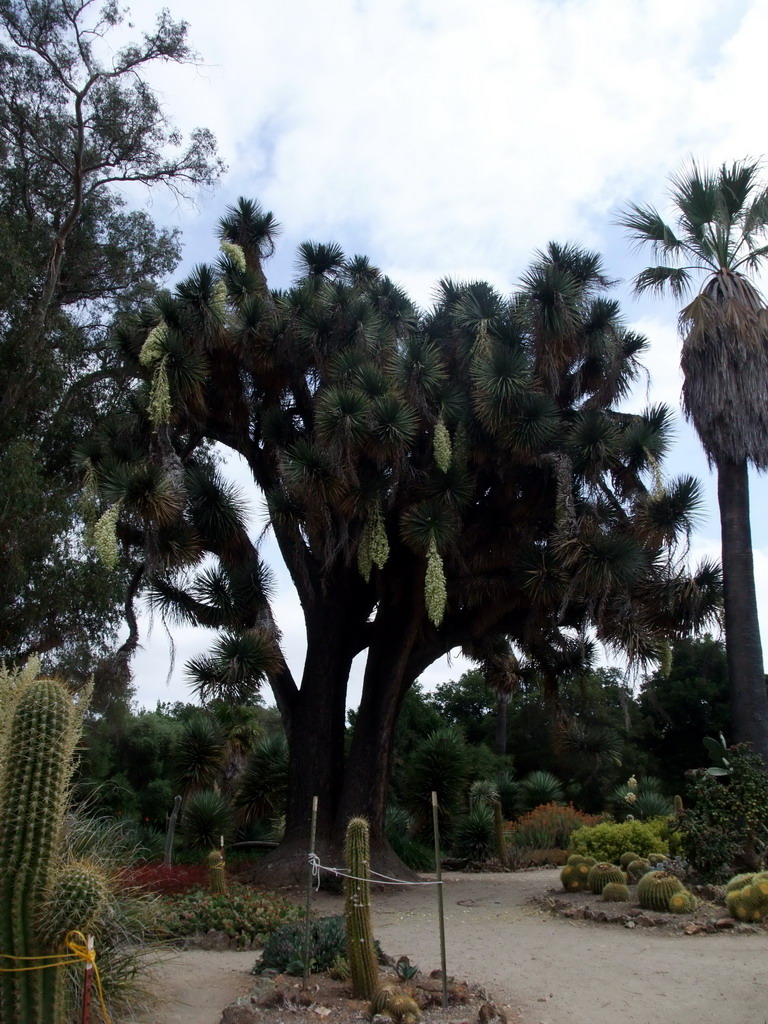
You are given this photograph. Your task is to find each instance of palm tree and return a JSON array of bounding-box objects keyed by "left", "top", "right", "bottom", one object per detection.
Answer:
[{"left": 618, "top": 159, "right": 768, "bottom": 761}]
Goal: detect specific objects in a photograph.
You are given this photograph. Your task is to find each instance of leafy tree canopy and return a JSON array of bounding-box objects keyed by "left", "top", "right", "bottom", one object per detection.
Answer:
[
  {"left": 0, "top": 0, "right": 223, "bottom": 674},
  {"left": 85, "top": 201, "right": 721, "bottom": 876}
]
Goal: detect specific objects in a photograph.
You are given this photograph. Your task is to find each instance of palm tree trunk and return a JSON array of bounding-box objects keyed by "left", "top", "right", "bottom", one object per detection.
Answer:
[{"left": 717, "top": 458, "right": 768, "bottom": 761}]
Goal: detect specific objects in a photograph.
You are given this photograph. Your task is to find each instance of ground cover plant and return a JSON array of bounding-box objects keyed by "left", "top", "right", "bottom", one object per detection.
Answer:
[{"left": 152, "top": 883, "right": 302, "bottom": 947}]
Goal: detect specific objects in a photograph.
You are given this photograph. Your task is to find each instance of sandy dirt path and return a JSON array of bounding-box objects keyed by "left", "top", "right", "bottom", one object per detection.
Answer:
[{"left": 132, "top": 870, "right": 768, "bottom": 1024}]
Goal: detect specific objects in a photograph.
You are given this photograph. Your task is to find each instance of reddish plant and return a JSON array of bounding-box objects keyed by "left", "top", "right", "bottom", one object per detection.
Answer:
[{"left": 507, "top": 802, "right": 603, "bottom": 850}]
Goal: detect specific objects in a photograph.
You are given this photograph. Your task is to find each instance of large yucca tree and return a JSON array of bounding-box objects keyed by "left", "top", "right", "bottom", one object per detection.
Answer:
[
  {"left": 619, "top": 159, "right": 768, "bottom": 761},
  {"left": 84, "top": 201, "right": 721, "bottom": 880}
]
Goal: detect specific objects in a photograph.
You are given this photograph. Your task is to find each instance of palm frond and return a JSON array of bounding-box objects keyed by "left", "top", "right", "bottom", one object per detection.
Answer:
[
  {"left": 632, "top": 265, "right": 692, "bottom": 299},
  {"left": 615, "top": 203, "right": 683, "bottom": 257}
]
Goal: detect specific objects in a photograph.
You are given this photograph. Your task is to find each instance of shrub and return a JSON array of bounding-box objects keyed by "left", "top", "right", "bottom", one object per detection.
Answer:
[
  {"left": 402, "top": 727, "right": 470, "bottom": 832},
  {"left": 384, "top": 805, "right": 435, "bottom": 871},
  {"left": 679, "top": 745, "right": 768, "bottom": 882},
  {"left": 181, "top": 790, "right": 232, "bottom": 850},
  {"left": 569, "top": 820, "right": 668, "bottom": 862},
  {"left": 452, "top": 803, "right": 495, "bottom": 862},
  {"left": 507, "top": 803, "right": 602, "bottom": 850},
  {"left": 257, "top": 915, "right": 383, "bottom": 975},
  {"left": 152, "top": 883, "right": 300, "bottom": 947},
  {"left": 517, "top": 771, "right": 564, "bottom": 812}
]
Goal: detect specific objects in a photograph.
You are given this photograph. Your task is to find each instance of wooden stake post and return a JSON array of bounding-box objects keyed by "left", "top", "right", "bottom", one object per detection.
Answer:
[
  {"left": 431, "top": 791, "right": 448, "bottom": 1009},
  {"left": 303, "top": 796, "right": 319, "bottom": 987}
]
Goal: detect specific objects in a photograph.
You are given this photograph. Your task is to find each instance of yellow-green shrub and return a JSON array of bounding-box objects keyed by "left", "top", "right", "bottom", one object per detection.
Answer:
[{"left": 568, "top": 820, "right": 668, "bottom": 863}]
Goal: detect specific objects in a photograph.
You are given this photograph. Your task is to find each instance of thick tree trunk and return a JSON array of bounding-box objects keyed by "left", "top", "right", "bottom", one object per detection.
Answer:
[
  {"left": 717, "top": 458, "right": 768, "bottom": 762},
  {"left": 494, "top": 693, "right": 509, "bottom": 756},
  {"left": 251, "top": 604, "right": 354, "bottom": 885}
]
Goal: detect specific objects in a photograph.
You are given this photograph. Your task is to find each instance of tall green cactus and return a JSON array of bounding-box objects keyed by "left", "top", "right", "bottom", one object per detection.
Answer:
[
  {"left": 343, "top": 817, "right": 379, "bottom": 999},
  {"left": 0, "top": 678, "right": 83, "bottom": 1024},
  {"left": 208, "top": 849, "right": 227, "bottom": 894}
]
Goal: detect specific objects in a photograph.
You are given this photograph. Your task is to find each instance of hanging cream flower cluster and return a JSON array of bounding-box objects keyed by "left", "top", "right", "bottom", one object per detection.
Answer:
[
  {"left": 220, "top": 241, "right": 247, "bottom": 273},
  {"left": 139, "top": 320, "right": 172, "bottom": 425},
  {"left": 357, "top": 504, "right": 389, "bottom": 582},
  {"left": 425, "top": 537, "right": 447, "bottom": 626},
  {"left": 624, "top": 775, "right": 638, "bottom": 806},
  {"left": 93, "top": 501, "right": 122, "bottom": 569},
  {"left": 433, "top": 418, "right": 452, "bottom": 473}
]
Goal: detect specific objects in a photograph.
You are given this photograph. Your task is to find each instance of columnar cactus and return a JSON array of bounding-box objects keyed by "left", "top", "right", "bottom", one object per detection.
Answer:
[
  {"left": 344, "top": 817, "right": 379, "bottom": 999},
  {"left": 208, "top": 849, "right": 227, "bottom": 894},
  {"left": 636, "top": 870, "right": 685, "bottom": 912},
  {"left": 0, "top": 678, "right": 82, "bottom": 1024}
]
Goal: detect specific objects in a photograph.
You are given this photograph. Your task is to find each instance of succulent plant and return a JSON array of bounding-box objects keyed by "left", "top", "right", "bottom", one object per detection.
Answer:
[
  {"left": 627, "top": 858, "right": 651, "bottom": 882},
  {"left": 560, "top": 864, "right": 586, "bottom": 892},
  {"left": 725, "top": 873, "right": 755, "bottom": 893},
  {"left": 208, "top": 848, "right": 227, "bottom": 894},
  {"left": 369, "top": 984, "right": 421, "bottom": 1023},
  {"left": 566, "top": 854, "right": 585, "bottom": 866},
  {"left": 344, "top": 817, "right": 379, "bottom": 999},
  {"left": 668, "top": 889, "right": 698, "bottom": 914},
  {"left": 602, "top": 882, "right": 630, "bottom": 902},
  {"left": 619, "top": 851, "right": 640, "bottom": 869},
  {"left": 0, "top": 678, "right": 84, "bottom": 1024},
  {"left": 587, "top": 862, "right": 625, "bottom": 895},
  {"left": 636, "top": 870, "right": 685, "bottom": 912}
]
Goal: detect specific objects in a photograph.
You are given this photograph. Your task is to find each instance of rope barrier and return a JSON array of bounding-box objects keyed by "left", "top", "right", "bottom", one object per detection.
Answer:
[
  {"left": 0, "top": 930, "right": 112, "bottom": 1023},
  {"left": 308, "top": 852, "right": 443, "bottom": 890}
]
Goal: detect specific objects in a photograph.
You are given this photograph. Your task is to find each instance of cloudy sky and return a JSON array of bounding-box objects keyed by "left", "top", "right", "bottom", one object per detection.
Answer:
[{"left": 113, "top": 0, "right": 768, "bottom": 708}]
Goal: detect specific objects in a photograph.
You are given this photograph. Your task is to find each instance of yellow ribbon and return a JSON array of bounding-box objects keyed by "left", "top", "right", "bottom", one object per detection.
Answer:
[{"left": 0, "top": 930, "right": 112, "bottom": 1022}]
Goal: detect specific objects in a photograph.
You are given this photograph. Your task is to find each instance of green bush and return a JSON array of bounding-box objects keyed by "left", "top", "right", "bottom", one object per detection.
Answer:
[
  {"left": 452, "top": 803, "right": 495, "bottom": 862},
  {"left": 517, "top": 771, "right": 564, "bottom": 812},
  {"left": 152, "top": 883, "right": 301, "bottom": 947},
  {"left": 679, "top": 745, "right": 768, "bottom": 882},
  {"left": 569, "top": 820, "right": 669, "bottom": 862},
  {"left": 384, "top": 805, "right": 435, "bottom": 871},
  {"left": 256, "top": 915, "right": 384, "bottom": 975},
  {"left": 181, "top": 790, "right": 232, "bottom": 850}
]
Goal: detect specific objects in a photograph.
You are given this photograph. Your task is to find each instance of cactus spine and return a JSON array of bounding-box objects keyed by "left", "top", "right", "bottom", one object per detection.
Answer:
[
  {"left": 344, "top": 817, "right": 379, "bottom": 999},
  {"left": 0, "top": 678, "right": 82, "bottom": 1024}
]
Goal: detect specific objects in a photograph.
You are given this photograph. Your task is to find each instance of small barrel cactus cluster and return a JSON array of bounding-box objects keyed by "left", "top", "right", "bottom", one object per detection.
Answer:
[
  {"left": 369, "top": 983, "right": 421, "bottom": 1024},
  {"left": 725, "top": 873, "right": 768, "bottom": 923},
  {"left": 560, "top": 846, "right": 701, "bottom": 914},
  {"left": 559, "top": 854, "right": 596, "bottom": 892}
]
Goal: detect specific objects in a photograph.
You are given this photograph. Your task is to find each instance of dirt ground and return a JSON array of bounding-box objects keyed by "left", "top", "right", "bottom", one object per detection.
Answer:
[{"left": 131, "top": 869, "right": 768, "bottom": 1024}]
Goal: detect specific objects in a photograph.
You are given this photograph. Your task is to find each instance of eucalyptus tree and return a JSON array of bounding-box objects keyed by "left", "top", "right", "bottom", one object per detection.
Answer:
[
  {"left": 619, "top": 159, "right": 768, "bottom": 760},
  {"left": 84, "top": 201, "right": 720, "bottom": 879},
  {"left": 0, "top": 0, "right": 223, "bottom": 668}
]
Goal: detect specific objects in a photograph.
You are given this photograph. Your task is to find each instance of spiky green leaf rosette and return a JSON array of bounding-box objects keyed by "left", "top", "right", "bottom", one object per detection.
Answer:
[
  {"left": 588, "top": 862, "right": 625, "bottom": 895},
  {"left": 636, "top": 871, "right": 685, "bottom": 912},
  {"left": 602, "top": 882, "right": 630, "bottom": 902}
]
